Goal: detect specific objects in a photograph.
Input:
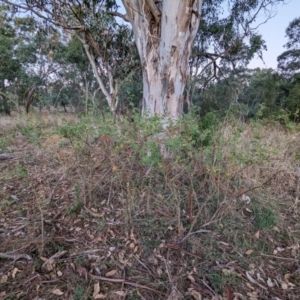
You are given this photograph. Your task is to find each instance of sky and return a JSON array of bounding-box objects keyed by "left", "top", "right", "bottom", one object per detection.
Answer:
[
  {"left": 248, "top": 0, "right": 299, "bottom": 69},
  {"left": 116, "top": 0, "right": 298, "bottom": 70}
]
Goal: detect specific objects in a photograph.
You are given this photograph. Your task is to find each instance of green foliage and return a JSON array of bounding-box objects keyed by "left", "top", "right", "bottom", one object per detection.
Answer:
[
  {"left": 13, "top": 165, "right": 28, "bottom": 180},
  {"left": 207, "top": 272, "right": 243, "bottom": 294},
  {"left": 73, "top": 285, "right": 87, "bottom": 300},
  {"left": 16, "top": 119, "right": 43, "bottom": 144},
  {"left": 181, "top": 110, "right": 219, "bottom": 148},
  {"left": 67, "top": 185, "right": 84, "bottom": 215},
  {"left": 253, "top": 207, "right": 278, "bottom": 230}
]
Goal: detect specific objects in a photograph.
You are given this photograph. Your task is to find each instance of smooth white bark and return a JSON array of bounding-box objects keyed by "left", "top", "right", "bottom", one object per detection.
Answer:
[
  {"left": 82, "top": 39, "right": 118, "bottom": 114},
  {"left": 122, "top": 0, "right": 203, "bottom": 119}
]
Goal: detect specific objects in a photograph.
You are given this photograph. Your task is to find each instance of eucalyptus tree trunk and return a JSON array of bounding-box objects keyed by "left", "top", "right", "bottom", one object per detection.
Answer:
[
  {"left": 82, "top": 41, "right": 119, "bottom": 116},
  {"left": 122, "top": 0, "right": 203, "bottom": 119}
]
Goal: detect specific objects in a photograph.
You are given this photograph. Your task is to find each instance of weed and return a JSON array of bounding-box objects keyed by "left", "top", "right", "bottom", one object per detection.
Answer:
[
  {"left": 73, "top": 285, "right": 87, "bottom": 300},
  {"left": 127, "top": 290, "right": 142, "bottom": 300},
  {"left": 207, "top": 272, "right": 243, "bottom": 294},
  {"left": 0, "top": 136, "right": 9, "bottom": 152},
  {"left": 13, "top": 165, "right": 28, "bottom": 180},
  {"left": 253, "top": 206, "right": 278, "bottom": 229}
]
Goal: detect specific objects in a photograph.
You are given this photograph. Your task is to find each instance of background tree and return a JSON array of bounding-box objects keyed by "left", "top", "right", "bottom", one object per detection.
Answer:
[
  {"left": 0, "top": 5, "right": 21, "bottom": 114},
  {"left": 277, "top": 17, "right": 300, "bottom": 77},
  {"left": 1, "top": 0, "right": 287, "bottom": 120},
  {"left": 277, "top": 17, "right": 300, "bottom": 120}
]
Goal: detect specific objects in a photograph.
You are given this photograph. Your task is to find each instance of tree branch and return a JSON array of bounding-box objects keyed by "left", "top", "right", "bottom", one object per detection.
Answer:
[
  {"left": 145, "top": 0, "right": 161, "bottom": 23},
  {"left": 107, "top": 11, "right": 130, "bottom": 22}
]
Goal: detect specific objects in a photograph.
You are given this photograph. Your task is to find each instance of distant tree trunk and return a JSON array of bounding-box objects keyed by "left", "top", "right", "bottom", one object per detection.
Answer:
[
  {"left": 81, "top": 36, "right": 119, "bottom": 116},
  {"left": 25, "top": 87, "right": 36, "bottom": 114},
  {"left": 123, "top": 0, "right": 203, "bottom": 120},
  {"left": 0, "top": 90, "right": 11, "bottom": 115}
]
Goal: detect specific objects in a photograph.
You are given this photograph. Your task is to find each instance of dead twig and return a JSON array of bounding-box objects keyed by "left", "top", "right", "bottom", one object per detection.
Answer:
[
  {"left": 166, "top": 243, "right": 203, "bottom": 260},
  {"left": 0, "top": 153, "right": 15, "bottom": 160},
  {"left": 0, "top": 225, "right": 25, "bottom": 233},
  {"left": 42, "top": 250, "right": 67, "bottom": 268},
  {"left": 261, "top": 253, "right": 298, "bottom": 261},
  {"left": 0, "top": 252, "right": 32, "bottom": 261},
  {"left": 89, "top": 274, "right": 166, "bottom": 296}
]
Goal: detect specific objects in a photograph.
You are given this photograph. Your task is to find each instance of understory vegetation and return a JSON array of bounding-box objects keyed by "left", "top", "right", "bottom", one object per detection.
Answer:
[{"left": 0, "top": 111, "right": 300, "bottom": 299}]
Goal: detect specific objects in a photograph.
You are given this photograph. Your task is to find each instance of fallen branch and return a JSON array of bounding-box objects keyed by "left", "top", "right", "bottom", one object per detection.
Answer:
[
  {"left": 0, "top": 225, "right": 25, "bottom": 233},
  {"left": 0, "top": 252, "right": 32, "bottom": 261},
  {"left": 166, "top": 243, "right": 203, "bottom": 260},
  {"left": 89, "top": 274, "right": 166, "bottom": 296},
  {"left": 0, "top": 153, "right": 15, "bottom": 160}
]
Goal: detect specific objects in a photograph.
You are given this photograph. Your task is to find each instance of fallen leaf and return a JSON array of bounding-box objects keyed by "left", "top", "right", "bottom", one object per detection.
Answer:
[
  {"left": 188, "top": 288, "right": 202, "bottom": 299},
  {"left": 267, "top": 278, "right": 275, "bottom": 287},
  {"left": 188, "top": 274, "right": 195, "bottom": 283},
  {"left": 52, "top": 289, "right": 64, "bottom": 296},
  {"left": 281, "top": 282, "right": 288, "bottom": 290},
  {"left": 105, "top": 269, "right": 117, "bottom": 277},
  {"left": 247, "top": 291, "right": 259, "bottom": 300},
  {"left": 0, "top": 275, "right": 8, "bottom": 283},
  {"left": 93, "top": 283, "right": 100, "bottom": 298},
  {"left": 92, "top": 282, "right": 106, "bottom": 298},
  {"left": 246, "top": 271, "right": 267, "bottom": 290},
  {"left": 246, "top": 249, "right": 254, "bottom": 255},
  {"left": 94, "top": 294, "right": 106, "bottom": 299},
  {"left": 225, "top": 284, "right": 234, "bottom": 300},
  {"left": 114, "top": 291, "right": 126, "bottom": 296},
  {"left": 12, "top": 268, "right": 18, "bottom": 279},
  {"left": 254, "top": 231, "right": 260, "bottom": 239},
  {"left": 284, "top": 273, "right": 291, "bottom": 283}
]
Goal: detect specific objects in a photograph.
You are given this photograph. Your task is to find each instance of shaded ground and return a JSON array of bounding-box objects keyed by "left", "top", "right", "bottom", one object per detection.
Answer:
[{"left": 0, "top": 113, "right": 300, "bottom": 300}]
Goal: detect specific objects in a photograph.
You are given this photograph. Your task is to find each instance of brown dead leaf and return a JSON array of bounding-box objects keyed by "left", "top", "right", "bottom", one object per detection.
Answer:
[
  {"left": 93, "top": 282, "right": 105, "bottom": 299},
  {"left": 247, "top": 291, "right": 259, "bottom": 300},
  {"left": 94, "top": 294, "right": 106, "bottom": 299},
  {"left": 12, "top": 268, "right": 18, "bottom": 279},
  {"left": 187, "top": 288, "right": 202, "bottom": 300},
  {"left": 188, "top": 274, "right": 196, "bottom": 283},
  {"left": 114, "top": 291, "right": 126, "bottom": 296},
  {"left": 0, "top": 275, "right": 8, "bottom": 284},
  {"left": 105, "top": 269, "right": 117, "bottom": 277},
  {"left": 254, "top": 231, "right": 260, "bottom": 239},
  {"left": 52, "top": 288, "right": 64, "bottom": 296},
  {"left": 284, "top": 273, "right": 292, "bottom": 283},
  {"left": 225, "top": 284, "right": 234, "bottom": 300},
  {"left": 245, "top": 249, "right": 254, "bottom": 256}
]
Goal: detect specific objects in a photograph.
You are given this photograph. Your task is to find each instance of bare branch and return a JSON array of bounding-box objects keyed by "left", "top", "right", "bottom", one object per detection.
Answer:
[
  {"left": 107, "top": 11, "right": 130, "bottom": 22},
  {"left": 145, "top": 0, "right": 161, "bottom": 23}
]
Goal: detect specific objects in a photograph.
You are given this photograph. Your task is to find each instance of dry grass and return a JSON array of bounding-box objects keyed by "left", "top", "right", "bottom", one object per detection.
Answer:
[{"left": 0, "top": 112, "right": 300, "bottom": 300}]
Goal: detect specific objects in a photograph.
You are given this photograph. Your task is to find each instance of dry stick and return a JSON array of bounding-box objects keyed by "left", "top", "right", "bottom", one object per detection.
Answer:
[
  {"left": 235, "top": 170, "right": 283, "bottom": 200},
  {"left": 261, "top": 253, "right": 298, "bottom": 261},
  {"left": 42, "top": 250, "right": 67, "bottom": 268},
  {"left": 0, "top": 252, "right": 32, "bottom": 261},
  {"left": 134, "top": 255, "right": 158, "bottom": 281},
  {"left": 89, "top": 274, "right": 166, "bottom": 296},
  {"left": 0, "top": 225, "right": 25, "bottom": 233},
  {"left": 49, "top": 172, "right": 66, "bottom": 202},
  {"left": 166, "top": 243, "right": 203, "bottom": 260},
  {"left": 182, "top": 170, "right": 283, "bottom": 244},
  {"left": 0, "top": 153, "right": 15, "bottom": 160}
]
